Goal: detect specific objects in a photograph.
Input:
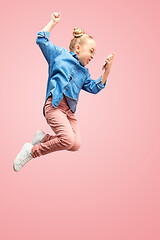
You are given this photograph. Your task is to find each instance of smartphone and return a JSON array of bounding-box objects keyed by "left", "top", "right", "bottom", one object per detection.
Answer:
[
  {"left": 102, "top": 53, "right": 115, "bottom": 70},
  {"left": 102, "top": 62, "right": 107, "bottom": 70}
]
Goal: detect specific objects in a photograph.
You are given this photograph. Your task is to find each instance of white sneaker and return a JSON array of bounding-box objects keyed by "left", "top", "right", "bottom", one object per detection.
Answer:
[
  {"left": 31, "top": 129, "right": 46, "bottom": 145},
  {"left": 13, "top": 143, "right": 34, "bottom": 172}
]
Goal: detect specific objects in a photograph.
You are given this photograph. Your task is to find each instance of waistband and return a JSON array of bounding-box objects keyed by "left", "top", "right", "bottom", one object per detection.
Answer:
[
  {"left": 46, "top": 96, "right": 69, "bottom": 106},
  {"left": 43, "top": 95, "right": 71, "bottom": 116}
]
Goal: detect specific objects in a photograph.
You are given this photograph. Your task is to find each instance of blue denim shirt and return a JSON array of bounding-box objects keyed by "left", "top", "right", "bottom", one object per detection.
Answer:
[{"left": 36, "top": 31, "right": 107, "bottom": 116}]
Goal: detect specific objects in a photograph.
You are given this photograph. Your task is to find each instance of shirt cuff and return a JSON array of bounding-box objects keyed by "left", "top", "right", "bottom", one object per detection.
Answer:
[
  {"left": 37, "top": 31, "right": 50, "bottom": 39},
  {"left": 96, "top": 76, "right": 107, "bottom": 89}
]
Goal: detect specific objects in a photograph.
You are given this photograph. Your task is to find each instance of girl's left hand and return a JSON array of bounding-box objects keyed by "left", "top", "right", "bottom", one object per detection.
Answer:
[{"left": 102, "top": 52, "right": 115, "bottom": 72}]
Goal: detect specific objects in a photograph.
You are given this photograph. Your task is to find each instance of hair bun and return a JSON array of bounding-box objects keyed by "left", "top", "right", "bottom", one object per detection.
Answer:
[{"left": 73, "top": 27, "right": 85, "bottom": 38}]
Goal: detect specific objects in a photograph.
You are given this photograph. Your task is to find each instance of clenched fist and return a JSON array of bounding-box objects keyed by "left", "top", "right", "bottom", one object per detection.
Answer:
[{"left": 51, "top": 12, "right": 61, "bottom": 24}]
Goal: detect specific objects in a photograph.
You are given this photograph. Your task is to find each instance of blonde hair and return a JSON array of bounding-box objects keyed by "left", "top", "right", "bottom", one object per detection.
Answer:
[{"left": 69, "top": 27, "right": 94, "bottom": 52}]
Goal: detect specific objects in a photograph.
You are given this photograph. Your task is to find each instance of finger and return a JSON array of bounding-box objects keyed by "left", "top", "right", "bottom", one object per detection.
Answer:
[
  {"left": 53, "top": 12, "right": 58, "bottom": 17},
  {"left": 108, "top": 55, "right": 114, "bottom": 60},
  {"left": 107, "top": 53, "right": 115, "bottom": 59},
  {"left": 52, "top": 13, "right": 56, "bottom": 17}
]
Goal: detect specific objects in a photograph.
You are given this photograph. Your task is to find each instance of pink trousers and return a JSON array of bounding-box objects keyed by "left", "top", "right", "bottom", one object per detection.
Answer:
[{"left": 31, "top": 96, "right": 81, "bottom": 158}]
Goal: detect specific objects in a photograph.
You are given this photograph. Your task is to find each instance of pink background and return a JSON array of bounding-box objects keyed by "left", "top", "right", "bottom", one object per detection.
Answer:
[{"left": 1, "top": 0, "right": 160, "bottom": 239}]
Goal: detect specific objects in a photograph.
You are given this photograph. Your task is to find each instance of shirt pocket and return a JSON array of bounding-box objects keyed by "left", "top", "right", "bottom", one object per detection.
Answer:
[{"left": 72, "top": 71, "right": 85, "bottom": 89}]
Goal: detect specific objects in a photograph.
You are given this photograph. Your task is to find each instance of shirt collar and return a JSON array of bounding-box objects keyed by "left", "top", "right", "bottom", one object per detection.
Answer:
[{"left": 69, "top": 51, "right": 85, "bottom": 67}]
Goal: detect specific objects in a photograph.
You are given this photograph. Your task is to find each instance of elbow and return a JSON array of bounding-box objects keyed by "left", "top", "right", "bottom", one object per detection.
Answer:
[
  {"left": 90, "top": 87, "right": 99, "bottom": 94},
  {"left": 92, "top": 91, "right": 98, "bottom": 94},
  {"left": 89, "top": 89, "right": 99, "bottom": 94},
  {"left": 36, "top": 37, "right": 44, "bottom": 46},
  {"left": 36, "top": 37, "right": 40, "bottom": 45}
]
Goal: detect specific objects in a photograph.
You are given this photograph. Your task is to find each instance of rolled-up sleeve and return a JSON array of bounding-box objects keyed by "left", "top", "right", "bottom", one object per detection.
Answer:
[
  {"left": 82, "top": 72, "right": 107, "bottom": 94},
  {"left": 36, "top": 31, "right": 62, "bottom": 64}
]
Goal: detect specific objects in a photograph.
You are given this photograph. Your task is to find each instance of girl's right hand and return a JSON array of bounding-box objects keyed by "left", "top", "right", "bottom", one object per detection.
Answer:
[{"left": 51, "top": 12, "right": 61, "bottom": 24}]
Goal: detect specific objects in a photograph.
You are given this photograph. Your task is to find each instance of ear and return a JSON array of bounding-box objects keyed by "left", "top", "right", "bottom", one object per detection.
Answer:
[{"left": 75, "top": 44, "right": 80, "bottom": 53}]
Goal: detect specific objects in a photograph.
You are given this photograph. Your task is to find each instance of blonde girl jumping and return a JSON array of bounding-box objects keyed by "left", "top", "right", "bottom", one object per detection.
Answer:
[{"left": 13, "top": 12, "right": 115, "bottom": 172}]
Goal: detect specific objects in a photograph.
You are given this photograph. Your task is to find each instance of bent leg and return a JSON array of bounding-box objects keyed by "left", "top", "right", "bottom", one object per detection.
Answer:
[
  {"left": 67, "top": 111, "right": 82, "bottom": 152},
  {"left": 31, "top": 107, "right": 75, "bottom": 158}
]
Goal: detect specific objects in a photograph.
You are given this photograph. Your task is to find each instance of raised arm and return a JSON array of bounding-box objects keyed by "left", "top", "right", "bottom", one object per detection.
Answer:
[{"left": 36, "top": 12, "right": 62, "bottom": 64}]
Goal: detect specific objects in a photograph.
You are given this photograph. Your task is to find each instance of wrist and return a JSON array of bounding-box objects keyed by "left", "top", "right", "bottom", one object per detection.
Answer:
[
  {"left": 50, "top": 19, "right": 57, "bottom": 26},
  {"left": 102, "top": 71, "right": 109, "bottom": 85},
  {"left": 103, "top": 69, "right": 110, "bottom": 77},
  {"left": 48, "top": 20, "right": 57, "bottom": 30},
  {"left": 42, "top": 20, "right": 57, "bottom": 32}
]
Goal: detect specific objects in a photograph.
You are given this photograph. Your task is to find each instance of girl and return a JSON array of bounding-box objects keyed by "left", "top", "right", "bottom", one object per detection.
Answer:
[{"left": 13, "top": 12, "right": 115, "bottom": 172}]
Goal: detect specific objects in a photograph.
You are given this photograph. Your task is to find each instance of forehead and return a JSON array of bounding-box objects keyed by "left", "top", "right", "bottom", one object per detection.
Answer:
[{"left": 85, "top": 39, "right": 96, "bottom": 50}]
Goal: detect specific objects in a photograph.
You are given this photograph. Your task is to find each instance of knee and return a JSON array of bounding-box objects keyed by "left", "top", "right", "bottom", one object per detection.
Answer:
[
  {"left": 68, "top": 139, "right": 81, "bottom": 151},
  {"left": 59, "top": 135, "right": 75, "bottom": 150}
]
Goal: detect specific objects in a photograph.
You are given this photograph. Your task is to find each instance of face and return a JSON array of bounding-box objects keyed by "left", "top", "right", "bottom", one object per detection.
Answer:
[{"left": 75, "top": 39, "right": 96, "bottom": 67}]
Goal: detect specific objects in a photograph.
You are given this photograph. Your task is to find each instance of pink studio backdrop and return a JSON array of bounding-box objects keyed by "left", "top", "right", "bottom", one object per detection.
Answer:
[{"left": 0, "top": 0, "right": 160, "bottom": 239}]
